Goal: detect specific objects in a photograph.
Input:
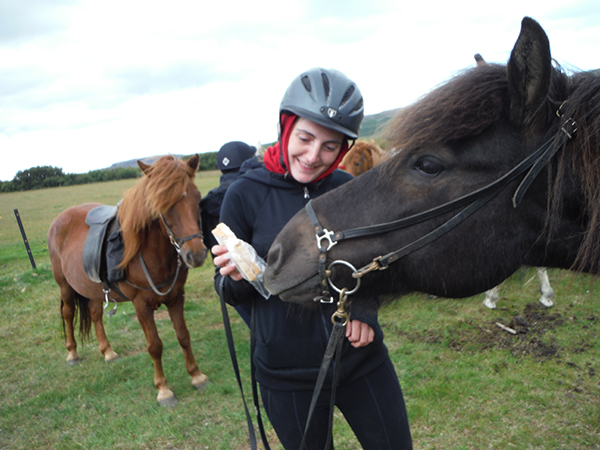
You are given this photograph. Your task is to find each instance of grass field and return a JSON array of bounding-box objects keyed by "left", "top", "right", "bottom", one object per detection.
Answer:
[{"left": 0, "top": 172, "right": 599, "bottom": 449}]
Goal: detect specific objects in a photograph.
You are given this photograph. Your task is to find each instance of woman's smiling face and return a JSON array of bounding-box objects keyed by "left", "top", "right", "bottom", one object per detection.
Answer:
[{"left": 287, "top": 117, "right": 344, "bottom": 184}]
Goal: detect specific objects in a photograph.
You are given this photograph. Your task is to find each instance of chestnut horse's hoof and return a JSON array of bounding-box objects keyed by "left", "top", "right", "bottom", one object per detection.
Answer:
[
  {"left": 104, "top": 353, "right": 120, "bottom": 363},
  {"left": 67, "top": 357, "right": 81, "bottom": 366},
  {"left": 158, "top": 395, "right": 179, "bottom": 407},
  {"left": 192, "top": 373, "right": 210, "bottom": 391}
]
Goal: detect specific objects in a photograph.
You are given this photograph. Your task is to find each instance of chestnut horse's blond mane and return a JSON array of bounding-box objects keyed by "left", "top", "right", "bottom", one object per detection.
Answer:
[{"left": 118, "top": 155, "right": 197, "bottom": 267}]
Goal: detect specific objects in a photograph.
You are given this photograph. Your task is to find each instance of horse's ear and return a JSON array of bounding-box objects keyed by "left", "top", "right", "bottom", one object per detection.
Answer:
[
  {"left": 507, "top": 17, "right": 552, "bottom": 126},
  {"left": 187, "top": 154, "right": 200, "bottom": 172},
  {"left": 138, "top": 160, "right": 151, "bottom": 174}
]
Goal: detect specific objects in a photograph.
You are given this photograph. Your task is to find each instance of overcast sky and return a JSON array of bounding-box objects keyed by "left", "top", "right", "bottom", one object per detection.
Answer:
[{"left": 1, "top": 0, "right": 599, "bottom": 181}]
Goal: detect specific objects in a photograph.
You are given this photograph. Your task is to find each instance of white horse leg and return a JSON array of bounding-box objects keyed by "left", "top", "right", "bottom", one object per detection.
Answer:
[
  {"left": 483, "top": 285, "right": 500, "bottom": 309},
  {"left": 537, "top": 267, "right": 555, "bottom": 308}
]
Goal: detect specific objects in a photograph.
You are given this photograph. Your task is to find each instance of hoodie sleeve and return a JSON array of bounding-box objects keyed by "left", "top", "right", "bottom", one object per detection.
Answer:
[{"left": 213, "top": 177, "right": 261, "bottom": 307}]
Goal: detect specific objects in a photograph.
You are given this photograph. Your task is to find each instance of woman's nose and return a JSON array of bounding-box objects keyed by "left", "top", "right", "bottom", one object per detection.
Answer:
[{"left": 304, "top": 143, "right": 321, "bottom": 163}]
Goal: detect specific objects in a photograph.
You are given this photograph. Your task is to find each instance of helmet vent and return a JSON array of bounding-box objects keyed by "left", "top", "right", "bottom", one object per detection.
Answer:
[
  {"left": 301, "top": 76, "right": 312, "bottom": 93},
  {"left": 351, "top": 96, "right": 364, "bottom": 113},
  {"left": 340, "top": 85, "right": 355, "bottom": 107},
  {"left": 321, "top": 73, "right": 331, "bottom": 99}
]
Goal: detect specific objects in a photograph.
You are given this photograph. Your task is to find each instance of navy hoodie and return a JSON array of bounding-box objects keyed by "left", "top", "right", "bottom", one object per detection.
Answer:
[{"left": 215, "top": 165, "right": 389, "bottom": 391}]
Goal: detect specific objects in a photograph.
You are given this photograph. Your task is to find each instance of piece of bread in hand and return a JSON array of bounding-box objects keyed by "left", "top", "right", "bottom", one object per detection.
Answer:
[{"left": 212, "top": 223, "right": 263, "bottom": 281}]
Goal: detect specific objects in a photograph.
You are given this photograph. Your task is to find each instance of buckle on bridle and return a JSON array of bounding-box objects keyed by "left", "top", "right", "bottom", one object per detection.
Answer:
[{"left": 560, "top": 117, "right": 577, "bottom": 139}]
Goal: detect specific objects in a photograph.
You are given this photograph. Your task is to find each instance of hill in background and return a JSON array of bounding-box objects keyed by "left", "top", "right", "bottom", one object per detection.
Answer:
[
  {"left": 106, "top": 154, "right": 186, "bottom": 170},
  {"left": 106, "top": 108, "right": 402, "bottom": 169},
  {"left": 359, "top": 108, "right": 401, "bottom": 139}
]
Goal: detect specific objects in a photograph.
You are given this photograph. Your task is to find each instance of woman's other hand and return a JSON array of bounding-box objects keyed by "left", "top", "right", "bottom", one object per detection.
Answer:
[
  {"left": 346, "top": 320, "right": 374, "bottom": 348},
  {"left": 212, "top": 244, "right": 244, "bottom": 281}
]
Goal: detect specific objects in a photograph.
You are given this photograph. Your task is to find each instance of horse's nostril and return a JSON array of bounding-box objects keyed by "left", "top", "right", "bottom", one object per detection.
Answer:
[
  {"left": 183, "top": 247, "right": 208, "bottom": 268},
  {"left": 266, "top": 242, "right": 282, "bottom": 269}
]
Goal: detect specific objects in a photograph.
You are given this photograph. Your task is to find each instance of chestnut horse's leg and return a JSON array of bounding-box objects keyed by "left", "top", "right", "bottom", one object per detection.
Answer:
[
  {"left": 88, "top": 298, "right": 119, "bottom": 362},
  {"left": 59, "top": 283, "right": 82, "bottom": 366},
  {"left": 166, "top": 294, "right": 209, "bottom": 390},
  {"left": 131, "top": 295, "right": 177, "bottom": 406}
]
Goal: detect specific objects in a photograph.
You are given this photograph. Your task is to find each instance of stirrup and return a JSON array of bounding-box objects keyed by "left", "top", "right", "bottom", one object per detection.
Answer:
[{"left": 103, "top": 288, "right": 118, "bottom": 317}]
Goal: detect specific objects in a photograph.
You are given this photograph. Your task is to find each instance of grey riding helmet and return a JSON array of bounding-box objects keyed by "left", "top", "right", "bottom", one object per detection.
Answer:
[
  {"left": 280, "top": 67, "right": 364, "bottom": 139},
  {"left": 217, "top": 141, "right": 256, "bottom": 171}
]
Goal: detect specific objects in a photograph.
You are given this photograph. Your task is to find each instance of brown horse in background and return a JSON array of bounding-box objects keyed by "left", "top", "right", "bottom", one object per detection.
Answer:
[
  {"left": 48, "top": 154, "right": 208, "bottom": 406},
  {"left": 339, "top": 140, "right": 386, "bottom": 177}
]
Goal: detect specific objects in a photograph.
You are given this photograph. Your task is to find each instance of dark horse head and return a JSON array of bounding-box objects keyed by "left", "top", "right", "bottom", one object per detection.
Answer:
[{"left": 264, "top": 17, "right": 600, "bottom": 313}]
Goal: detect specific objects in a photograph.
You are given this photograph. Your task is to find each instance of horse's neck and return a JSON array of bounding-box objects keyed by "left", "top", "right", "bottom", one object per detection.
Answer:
[{"left": 138, "top": 221, "right": 179, "bottom": 268}]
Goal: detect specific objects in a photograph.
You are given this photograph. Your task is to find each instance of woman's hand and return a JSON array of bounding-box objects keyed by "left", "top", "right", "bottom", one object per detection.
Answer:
[
  {"left": 346, "top": 320, "right": 374, "bottom": 348},
  {"left": 212, "top": 244, "right": 243, "bottom": 281}
]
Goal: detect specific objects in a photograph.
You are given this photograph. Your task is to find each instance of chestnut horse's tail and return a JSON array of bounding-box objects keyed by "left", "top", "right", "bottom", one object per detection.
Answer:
[{"left": 61, "top": 291, "right": 92, "bottom": 341}]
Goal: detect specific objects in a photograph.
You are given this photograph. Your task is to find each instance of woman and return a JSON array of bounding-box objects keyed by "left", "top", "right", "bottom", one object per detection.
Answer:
[{"left": 213, "top": 67, "right": 412, "bottom": 449}]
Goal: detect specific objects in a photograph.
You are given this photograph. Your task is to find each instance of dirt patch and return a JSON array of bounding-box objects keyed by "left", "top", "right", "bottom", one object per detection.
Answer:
[
  {"left": 399, "top": 303, "right": 597, "bottom": 361},
  {"left": 449, "top": 303, "right": 565, "bottom": 359}
]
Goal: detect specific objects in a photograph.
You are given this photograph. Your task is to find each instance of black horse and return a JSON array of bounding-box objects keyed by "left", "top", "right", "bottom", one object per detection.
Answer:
[{"left": 264, "top": 17, "right": 600, "bottom": 313}]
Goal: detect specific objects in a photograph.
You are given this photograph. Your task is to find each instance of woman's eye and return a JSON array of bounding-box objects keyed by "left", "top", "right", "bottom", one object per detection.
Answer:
[{"left": 414, "top": 157, "right": 444, "bottom": 176}]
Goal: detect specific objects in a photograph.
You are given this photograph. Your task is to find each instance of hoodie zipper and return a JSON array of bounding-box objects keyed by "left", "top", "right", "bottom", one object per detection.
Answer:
[{"left": 303, "top": 187, "right": 310, "bottom": 199}]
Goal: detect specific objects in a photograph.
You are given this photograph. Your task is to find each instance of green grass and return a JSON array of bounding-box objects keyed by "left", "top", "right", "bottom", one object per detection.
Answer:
[{"left": 1, "top": 175, "right": 599, "bottom": 449}]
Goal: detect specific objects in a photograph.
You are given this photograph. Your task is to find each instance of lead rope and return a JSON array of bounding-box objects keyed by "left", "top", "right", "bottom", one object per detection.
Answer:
[
  {"left": 219, "top": 293, "right": 263, "bottom": 450},
  {"left": 298, "top": 289, "right": 350, "bottom": 450}
]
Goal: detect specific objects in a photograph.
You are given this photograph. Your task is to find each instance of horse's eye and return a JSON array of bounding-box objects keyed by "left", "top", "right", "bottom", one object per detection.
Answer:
[{"left": 414, "top": 157, "right": 444, "bottom": 176}]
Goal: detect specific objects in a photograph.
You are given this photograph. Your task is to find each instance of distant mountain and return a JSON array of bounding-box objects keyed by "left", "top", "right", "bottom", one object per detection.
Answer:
[{"left": 106, "top": 154, "right": 185, "bottom": 170}]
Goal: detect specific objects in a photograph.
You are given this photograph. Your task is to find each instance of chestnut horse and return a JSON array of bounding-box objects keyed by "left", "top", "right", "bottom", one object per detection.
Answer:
[
  {"left": 48, "top": 155, "right": 209, "bottom": 406},
  {"left": 339, "top": 140, "right": 387, "bottom": 177},
  {"left": 263, "top": 17, "right": 600, "bottom": 313}
]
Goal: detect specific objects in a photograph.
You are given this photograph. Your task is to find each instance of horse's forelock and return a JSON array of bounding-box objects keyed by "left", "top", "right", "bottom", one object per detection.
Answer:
[
  {"left": 143, "top": 157, "right": 195, "bottom": 217},
  {"left": 383, "top": 64, "right": 509, "bottom": 162}
]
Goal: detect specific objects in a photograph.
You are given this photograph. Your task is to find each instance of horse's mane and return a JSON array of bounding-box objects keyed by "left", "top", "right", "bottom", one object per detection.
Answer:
[
  {"left": 382, "top": 63, "right": 600, "bottom": 273},
  {"left": 118, "top": 155, "right": 197, "bottom": 268},
  {"left": 554, "top": 69, "right": 600, "bottom": 272}
]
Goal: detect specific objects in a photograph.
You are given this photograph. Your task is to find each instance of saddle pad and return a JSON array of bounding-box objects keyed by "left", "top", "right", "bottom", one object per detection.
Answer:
[
  {"left": 83, "top": 205, "right": 119, "bottom": 283},
  {"left": 85, "top": 205, "right": 118, "bottom": 226}
]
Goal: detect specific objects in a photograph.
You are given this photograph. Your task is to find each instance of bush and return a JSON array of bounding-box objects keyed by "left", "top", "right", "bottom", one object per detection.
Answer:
[{"left": 1, "top": 156, "right": 206, "bottom": 193}]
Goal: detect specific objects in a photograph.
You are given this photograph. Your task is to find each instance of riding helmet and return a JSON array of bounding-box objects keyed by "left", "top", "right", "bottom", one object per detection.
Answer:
[
  {"left": 217, "top": 141, "right": 256, "bottom": 171},
  {"left": 280, "top": 67, "right": 364, "bottom": 139}
]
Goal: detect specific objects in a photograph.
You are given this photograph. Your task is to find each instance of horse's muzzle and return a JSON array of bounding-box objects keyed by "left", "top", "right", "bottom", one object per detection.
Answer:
[{"left": 182, "top": 246, "right": 208, "bottom": 268}]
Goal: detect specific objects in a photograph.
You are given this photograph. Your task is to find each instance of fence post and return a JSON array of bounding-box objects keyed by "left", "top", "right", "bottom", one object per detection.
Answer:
[{"left": 14, "top": 209, "right": 36, "bottom": 269}]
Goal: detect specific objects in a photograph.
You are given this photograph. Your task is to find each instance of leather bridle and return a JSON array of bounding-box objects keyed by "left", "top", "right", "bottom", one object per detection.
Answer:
[
  {"left": 307, "top": 116, "right": 577, "bottom": 303},
  {"left": 126, "top": 213, "right": 204, "bottom": 297}
]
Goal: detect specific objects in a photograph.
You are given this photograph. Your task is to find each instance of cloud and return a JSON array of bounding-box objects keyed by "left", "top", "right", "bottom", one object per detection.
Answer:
[
  {"left": 1, "top": 0, "right": 600, "bottom": 181},
  {"left": 0, "top": 0, "right": 76, "bottom": 43}
]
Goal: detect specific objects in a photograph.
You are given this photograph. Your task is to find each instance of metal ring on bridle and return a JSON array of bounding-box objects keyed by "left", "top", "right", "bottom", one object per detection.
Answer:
[{"left": 326, "top": 260, "right": 361, "bottom": 295}]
